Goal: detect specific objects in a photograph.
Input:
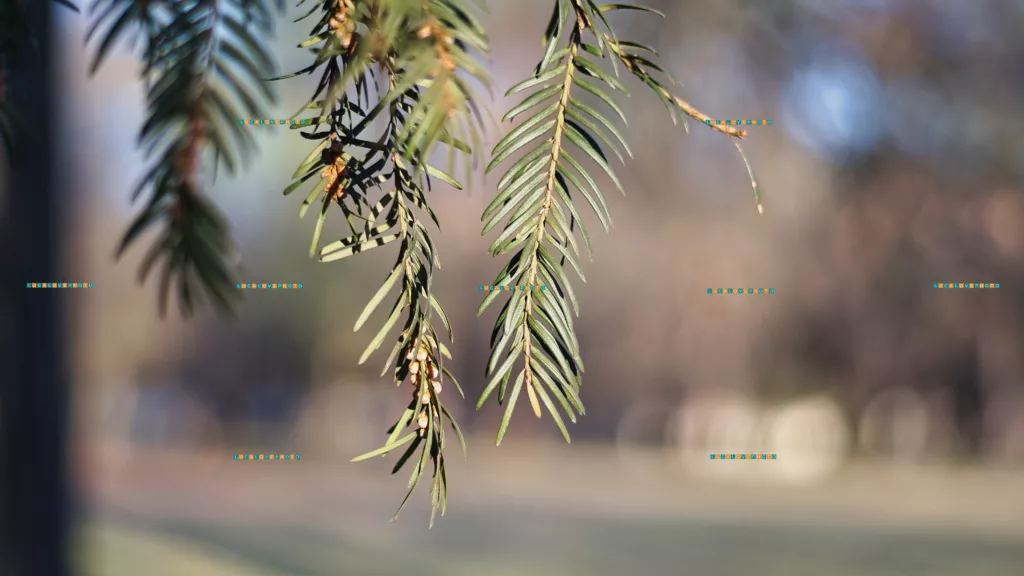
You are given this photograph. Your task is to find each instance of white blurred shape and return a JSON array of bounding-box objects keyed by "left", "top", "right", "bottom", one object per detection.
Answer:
[
  {"left": 768, "top": 396, "right": 848, "bottom": 483},
  {"left": 673, "top": 394, "right": 759, "bottom": 478}
]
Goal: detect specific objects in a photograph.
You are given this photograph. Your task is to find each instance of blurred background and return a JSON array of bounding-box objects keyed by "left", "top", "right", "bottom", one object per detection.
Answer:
[{"left": 7, "top": 0, "right": 1024, "bottom": 573}]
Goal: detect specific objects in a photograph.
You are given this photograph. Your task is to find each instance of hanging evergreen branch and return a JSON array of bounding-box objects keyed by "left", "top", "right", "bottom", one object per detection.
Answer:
[
  {"left": 479, "top": 0, "right": 761, "bottom": 445},
  {"left": 280, "top": 0, "right": 488, "bottom": 525},
  {"left": 76, "top": 0, "right": 762, "bottom": 524},
  {"left": 87, "top": 0, "right": 284, "bottom": 315}
]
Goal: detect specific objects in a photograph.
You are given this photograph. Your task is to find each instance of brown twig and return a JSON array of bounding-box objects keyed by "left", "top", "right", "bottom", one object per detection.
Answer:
[
  {"left": 603, "top": 36, "right": 748, "bottom": 140},
  {"left": 658, "top": 86, "right": 748, "bottom": 139}
]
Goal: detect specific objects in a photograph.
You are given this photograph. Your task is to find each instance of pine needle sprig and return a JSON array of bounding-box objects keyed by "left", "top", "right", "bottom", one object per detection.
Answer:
[
  {"left": 345, "top": 132, "right": 466, "bottom": 527},
  {"left": 479, "top": 0, "right": 762, "bottom": 445},
  {"left": 308, "top": 70, "right": 466, "bottom": 529},
  {"left": 283, "top": 0, "right": 488, "bottom": 175},
  {"left": 282, "top": 0, "right": 486, "bottom": 525},
  {"left": 88, "top": 0, "right": 285, "bottom": 315},
  {"left": 478, "top": 0, "right": 607, "bottom": 446}
]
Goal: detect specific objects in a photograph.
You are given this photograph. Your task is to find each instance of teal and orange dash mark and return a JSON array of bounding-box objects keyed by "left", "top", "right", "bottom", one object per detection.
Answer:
[
  {"left": 934, "top": 283, "right": 999, "bottom": 289},
  {"left": 479, "top": 285, "right": 546, "bottom": 291},
  {"left": 237, "top": 283, "right": 303, "bottom": 289},
  {"left": 710, "top": 454, "right": 777, "bottom": 460},
  {"left": 27, "top": 282, "right": 93, "bottom": 288},
  {"left": 234, "top": 453, "right": 301, "bottom": 460},
  {"left": 240, "top": 119, "right": 311, "bottom": 125},
  {"left": 707, "top": 288, "right": 774, "bottom": 294},
  {"left": 705, "top": 120, "right": 772, "bottom": 126}
]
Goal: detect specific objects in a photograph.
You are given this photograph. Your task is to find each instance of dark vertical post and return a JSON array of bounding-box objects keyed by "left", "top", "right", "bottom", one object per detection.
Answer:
[{"left": 0, "top": 0, "right": 69, "bottom": 574}]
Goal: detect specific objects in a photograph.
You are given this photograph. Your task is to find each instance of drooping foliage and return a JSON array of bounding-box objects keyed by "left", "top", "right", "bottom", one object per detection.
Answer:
[
  {"left": 74, "top": 0, "right": 757, "bottom": 524},
  {"left": 477, "top": 0, "right": 759, "bottom": 445},
  {"left": 277, "top": 0, "right": 489, "bottom": 524},
  {"left": 88, "top": 0, "right": 285, "bottom": 314}
]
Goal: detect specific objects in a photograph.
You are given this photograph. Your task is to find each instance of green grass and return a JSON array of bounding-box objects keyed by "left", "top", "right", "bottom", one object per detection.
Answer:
[
  {"left": 79, "top": 521, "right": 287, "bottom": 576},
  {"left": 81, "top": 507, "right": 1024, "bottom": 576}
]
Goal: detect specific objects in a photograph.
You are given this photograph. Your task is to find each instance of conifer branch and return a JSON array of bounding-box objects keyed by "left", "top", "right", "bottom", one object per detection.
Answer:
[
  {"left": 282, "top": 0, "right": 488, "bottom": 524},
  {"left": 479, "top": 0, "right": 766, "bottom": 445},
  {"left": 88, "top": 0, "right": 285, "bottom": 315},
  {"left": 71, "top": 0, "right": 764, "bottom": 524},
  {"left": 479, "top": 0, "right": 601, "bottom": 446}
]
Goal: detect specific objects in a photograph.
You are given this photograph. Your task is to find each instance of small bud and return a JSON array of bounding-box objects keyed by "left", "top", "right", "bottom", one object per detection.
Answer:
[
  {"left": 416, "top": 348, "right": 428, "bottom": 362},
  {"left": 431, "top": 381, "right": 442, "bottom": 394},
  {"left": 416, "top": 24, "right": 432, "bottom": 39},
  {"left": 421, "top": 390, "right": 431, "bottom": 404},
  {"left": 409, "top": 361, "right": 419, "bottom": 375},
  {"left": 430, "top": 365, "right": 439, "bottom": 379},
  {"left": 417, "top": 412, "right": 429, "bottom": 429},
  {"left": 405, "top": 349, "right": 415, "bottom": 360}
]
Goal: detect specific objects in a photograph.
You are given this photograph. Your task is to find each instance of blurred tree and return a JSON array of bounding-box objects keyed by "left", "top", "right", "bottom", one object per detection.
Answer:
[{"left": 77, "top": 0, "right": 757, "bottom": 523}]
